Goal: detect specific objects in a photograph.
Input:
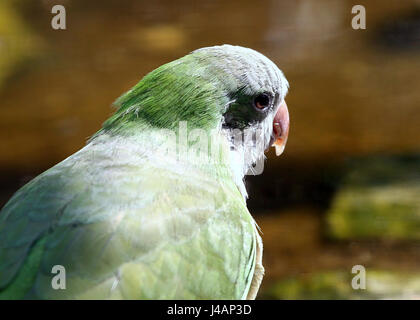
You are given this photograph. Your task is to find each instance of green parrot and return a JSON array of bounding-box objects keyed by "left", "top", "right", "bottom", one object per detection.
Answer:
[{"left": 0, "top": 45, "right": 289, "bottom": 299}]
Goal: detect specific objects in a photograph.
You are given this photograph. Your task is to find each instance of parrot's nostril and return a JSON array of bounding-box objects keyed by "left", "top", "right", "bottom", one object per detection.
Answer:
[{"left": 273, "top": 122, "right": 282, "bottom": 137}]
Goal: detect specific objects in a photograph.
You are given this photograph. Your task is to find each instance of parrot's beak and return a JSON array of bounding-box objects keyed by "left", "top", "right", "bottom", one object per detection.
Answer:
[{"left": 272, "top": 100, "right": 289, "bottom": 156}]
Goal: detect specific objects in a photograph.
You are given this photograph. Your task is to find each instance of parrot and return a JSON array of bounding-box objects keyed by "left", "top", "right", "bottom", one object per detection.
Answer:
[{"left": 0, "top": 45, "right": 289, "bottom": 300}]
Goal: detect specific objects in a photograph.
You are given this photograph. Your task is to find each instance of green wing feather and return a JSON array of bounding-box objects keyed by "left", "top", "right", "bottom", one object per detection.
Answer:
[{"left": 0, "top": 135, "right": 256, "bottom": 299}]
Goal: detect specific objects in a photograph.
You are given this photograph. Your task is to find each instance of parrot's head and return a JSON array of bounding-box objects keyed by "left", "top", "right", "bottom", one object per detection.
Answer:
[
  {"left": 191, "top": 45, "right": 289, "bottom": 161},
  {"left": 100, "top": 45, "right": 289, "bottom": 190}
]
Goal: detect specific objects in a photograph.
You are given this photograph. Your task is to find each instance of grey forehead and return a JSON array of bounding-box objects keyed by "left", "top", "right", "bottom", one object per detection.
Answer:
[{"left": 192, "top": 45, "right": 287, "bottom": 97}]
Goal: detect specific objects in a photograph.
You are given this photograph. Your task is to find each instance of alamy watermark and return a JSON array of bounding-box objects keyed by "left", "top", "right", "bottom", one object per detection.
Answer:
[
  {"left": 51, "top": 265, "right": 66, "bottom": 290},
  {"left": 351, "top": 265, "right": 366, "bottom": 290},
  {"left": 351, "top": 5, "right": 366, "bottom": 30},
  {"left": 51, "top": 5, "right": 66, "bottom": 30},
  {"left": 146, "top": 121, "right": 270, "bottom": 175}
]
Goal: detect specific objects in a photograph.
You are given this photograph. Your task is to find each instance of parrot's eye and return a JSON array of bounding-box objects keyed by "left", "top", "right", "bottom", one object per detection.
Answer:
[{"left": 254, "top": 93, "right": 271, "bottom": 111}]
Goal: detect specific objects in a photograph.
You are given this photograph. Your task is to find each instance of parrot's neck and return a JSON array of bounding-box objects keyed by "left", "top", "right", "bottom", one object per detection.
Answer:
[
  {"left": 90, "top": 124, "right": 254, "bottom": 199},
  {"left": 221, "top": 111, "right": 276, "bottom": 198},
  {"left": 91, "top": 113, "right": 273, "bottom": 200}
]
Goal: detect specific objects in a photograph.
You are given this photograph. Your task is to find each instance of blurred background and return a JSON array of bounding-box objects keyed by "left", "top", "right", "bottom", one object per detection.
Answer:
[{"left": 0, "top": 0, "right": 419, "bottom": 299}]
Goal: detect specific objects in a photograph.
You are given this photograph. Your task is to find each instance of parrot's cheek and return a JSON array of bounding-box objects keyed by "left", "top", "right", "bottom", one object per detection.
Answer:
[{"left": 272, "top": 100, "right": 289, "bottom": 156}]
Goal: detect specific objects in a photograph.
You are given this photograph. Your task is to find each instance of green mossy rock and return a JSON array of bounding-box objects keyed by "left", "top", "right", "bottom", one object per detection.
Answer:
[
  {"left": 326, "top": 155, "right": 420, "bottom": 240},
  {"left": 263, "top": 270, "right": 420, "bottom": 300}
]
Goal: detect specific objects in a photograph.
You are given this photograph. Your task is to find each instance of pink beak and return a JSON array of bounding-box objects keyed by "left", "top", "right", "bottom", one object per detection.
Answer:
[{"left": 272, "top": 100, "right": 289, "bottom": 156}]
